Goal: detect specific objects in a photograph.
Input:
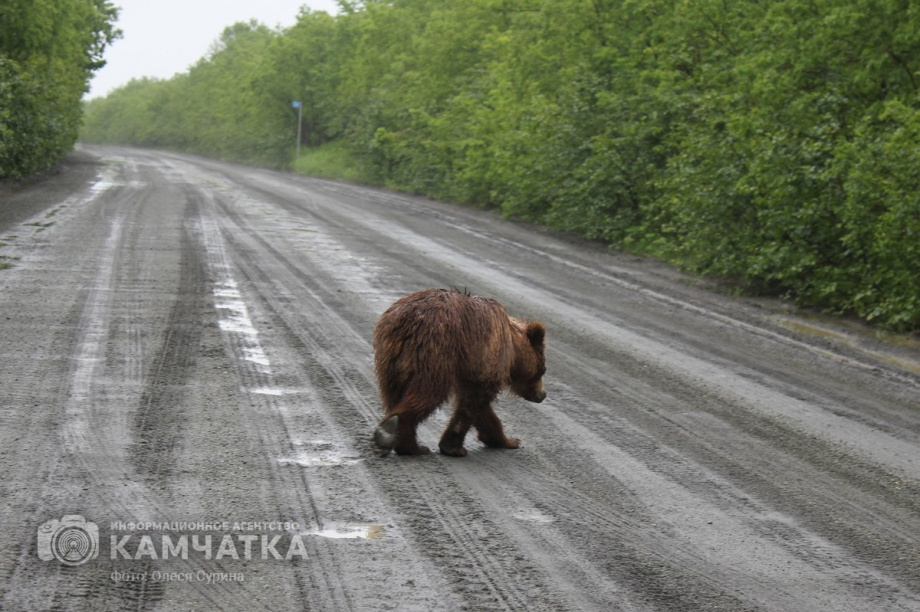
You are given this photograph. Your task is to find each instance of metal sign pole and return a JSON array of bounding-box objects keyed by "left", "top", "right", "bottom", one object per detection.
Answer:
[{"left": 292, "top": 101, "right": 303, "bottom": 160}]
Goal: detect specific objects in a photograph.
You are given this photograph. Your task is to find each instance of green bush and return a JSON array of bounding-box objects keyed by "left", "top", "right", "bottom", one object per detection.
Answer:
[
  {"left": 834, "top": 101, "right": 920, "bottom": 329},
  {"left": 0, "top": 0, "right": 119, "bottom": 179}
]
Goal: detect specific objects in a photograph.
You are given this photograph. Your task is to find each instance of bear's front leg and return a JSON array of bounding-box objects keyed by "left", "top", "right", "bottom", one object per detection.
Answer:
[{"left": 475, "top": 404, "right": 521, "bottom": 450}]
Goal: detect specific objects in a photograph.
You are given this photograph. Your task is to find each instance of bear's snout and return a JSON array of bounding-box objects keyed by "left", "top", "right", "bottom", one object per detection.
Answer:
[{"left": 525, "top": 379, "right": 546, "bottom": 403}]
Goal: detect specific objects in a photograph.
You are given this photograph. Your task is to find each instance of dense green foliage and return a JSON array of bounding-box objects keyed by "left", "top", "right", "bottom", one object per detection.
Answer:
[
  {"left": 81, "top": 0, "right": 920, "bottom": 330},
  {"left": 0, "top": 0, "right": 119, "bottom": 179}
]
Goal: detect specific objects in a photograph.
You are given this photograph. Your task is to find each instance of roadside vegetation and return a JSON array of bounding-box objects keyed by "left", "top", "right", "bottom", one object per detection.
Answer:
[
  {"left": 0, "top": 0, "right": 120, "bottom": 179},
  {"left": 80, "top": 0, "right": 919, "bottom": 330}
]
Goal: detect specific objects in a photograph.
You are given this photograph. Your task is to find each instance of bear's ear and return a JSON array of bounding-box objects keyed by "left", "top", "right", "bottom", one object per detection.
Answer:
[{"left": 525, "top": 321, "right": 545, "bottom": 348}]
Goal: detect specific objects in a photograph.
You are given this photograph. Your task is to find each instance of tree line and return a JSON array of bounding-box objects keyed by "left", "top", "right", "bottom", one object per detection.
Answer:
[
  {"left": 80, "top": 0, "right": 920, "bottom": 331},
  {"left": 1, "top": 0, "right": 119, "bottom": 179}
]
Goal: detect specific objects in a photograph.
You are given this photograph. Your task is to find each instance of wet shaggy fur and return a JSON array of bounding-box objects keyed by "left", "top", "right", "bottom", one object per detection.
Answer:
[{"left": 372, "top": 288, "right": 546, "bottom": 457}]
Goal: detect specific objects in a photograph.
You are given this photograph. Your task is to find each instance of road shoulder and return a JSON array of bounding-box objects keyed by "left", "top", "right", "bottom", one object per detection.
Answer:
[{"left": 0, "top": 147, "right": 103, "bottom": 232}]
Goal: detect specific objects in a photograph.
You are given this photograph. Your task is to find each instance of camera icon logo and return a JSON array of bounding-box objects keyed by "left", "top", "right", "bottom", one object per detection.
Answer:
[{"left": 37, "top": 515, "right": 99, "bottom": 566}]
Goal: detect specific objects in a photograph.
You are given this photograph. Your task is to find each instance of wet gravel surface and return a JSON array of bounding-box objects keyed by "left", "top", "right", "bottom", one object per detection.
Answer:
[{"left": 1, "top": 145, "right": 918, "bottom": 611}]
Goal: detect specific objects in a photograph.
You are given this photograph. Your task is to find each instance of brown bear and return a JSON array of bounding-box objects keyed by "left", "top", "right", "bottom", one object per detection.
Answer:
[{"left": 371, "top": 288, "right": 546, "bottom": 457}]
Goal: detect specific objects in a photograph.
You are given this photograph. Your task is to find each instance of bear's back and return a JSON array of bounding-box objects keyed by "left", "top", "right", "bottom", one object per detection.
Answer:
[{"left": 374, "top": 288, "right": 515, "bottom": 383}]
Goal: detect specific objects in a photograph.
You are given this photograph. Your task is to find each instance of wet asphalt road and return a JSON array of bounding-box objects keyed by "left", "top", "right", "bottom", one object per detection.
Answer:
[{"left": 1, "top": 146, "right": 918, "bottom": 611}]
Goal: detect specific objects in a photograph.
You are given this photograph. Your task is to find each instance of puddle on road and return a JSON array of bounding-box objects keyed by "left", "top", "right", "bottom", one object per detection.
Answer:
[
  {"left": 213, "top": 279, "right": 273, "bottom": 370},
  {"left": 250, "top": 387, "right": 284, "bottom": 396},
  {"left": 241, "top": 346, "right": 270, "bottom": 367},
  {"left": 249, "top": 387, "right": 306, "bottom": 396},
  {"left": 89, "top": 165, "right": 122, "bottom": 193},
  {"left": 214, "top": 282, "right": 256, "bottom": 337},
  {"left": 511, "top": 509, "right": 555, "bottom": 524},
  {"left": 305, "top": 522, "right": 386, "bottom": 540},
  {"left": 277, "top": 440, "right": 363, "bottom": 468},
  {"left": 278, "top": 451, "right": 363, "bottom": 468}
]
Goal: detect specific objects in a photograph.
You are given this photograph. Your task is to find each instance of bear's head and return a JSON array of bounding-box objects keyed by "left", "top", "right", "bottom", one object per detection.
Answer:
[{"left": 509, "top": 320, "right": 546, "bottom": 403}]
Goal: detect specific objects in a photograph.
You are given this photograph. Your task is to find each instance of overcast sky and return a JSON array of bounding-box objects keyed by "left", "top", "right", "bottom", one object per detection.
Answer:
[{"left": 87, "top": 0, "right": 341, "bottom": 99}]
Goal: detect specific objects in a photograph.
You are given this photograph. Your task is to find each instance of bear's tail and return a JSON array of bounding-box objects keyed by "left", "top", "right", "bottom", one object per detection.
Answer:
[{"left": 371, "top": 415, "right": 399, "bottom": 457}]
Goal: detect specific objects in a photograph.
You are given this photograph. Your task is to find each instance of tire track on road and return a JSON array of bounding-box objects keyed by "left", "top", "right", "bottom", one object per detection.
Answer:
[
  {"left": 5, "top": 163, "right": 233, "bottom": 611},
  {"left": 193, "top": 187, "right": 376, "bottom": 612}
]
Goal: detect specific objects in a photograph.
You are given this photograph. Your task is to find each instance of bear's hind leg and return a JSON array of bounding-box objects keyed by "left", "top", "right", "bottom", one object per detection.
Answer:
[
  {"left": 372, "top": 415, "right": 399, "bottom": 457},
  {"left": 372, "top": 412, "right": 432, "bottom": 456},
  {"left": 380, "top": 391, "right": 441, "bottom": 456},
  {"left": 439, "top": 404, "right": 473, "bottom": 457},
  {"left": 393, "top": 409, "right": 431, "bottom": 455}
]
